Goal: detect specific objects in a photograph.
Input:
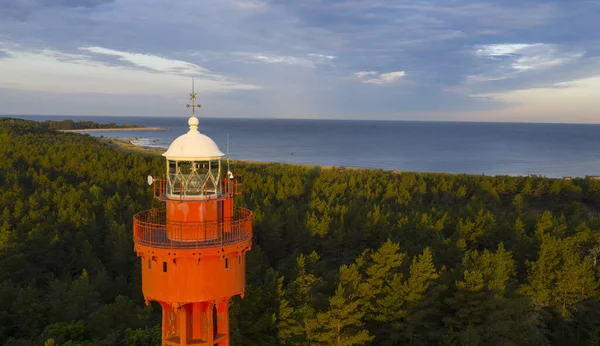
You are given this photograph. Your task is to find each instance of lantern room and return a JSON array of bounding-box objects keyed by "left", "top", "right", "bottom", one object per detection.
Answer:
[{"left": 162, "top": 115, "right": 225, "bottom": 199}]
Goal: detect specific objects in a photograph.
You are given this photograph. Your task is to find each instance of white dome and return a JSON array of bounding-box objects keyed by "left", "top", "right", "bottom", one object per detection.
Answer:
[{"left": 162, "top": 116, "right": 224, "bottom": 160}]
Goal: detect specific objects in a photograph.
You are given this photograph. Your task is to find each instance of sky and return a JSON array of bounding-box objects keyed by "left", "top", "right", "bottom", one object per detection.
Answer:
[{"left": 0, "top": 0, "right": 599, "bottom": 123}]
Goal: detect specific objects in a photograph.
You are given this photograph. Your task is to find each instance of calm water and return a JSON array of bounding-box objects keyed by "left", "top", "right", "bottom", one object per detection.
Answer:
[{"left": 13, "top": 115, "right": 600, "bottom": 178}]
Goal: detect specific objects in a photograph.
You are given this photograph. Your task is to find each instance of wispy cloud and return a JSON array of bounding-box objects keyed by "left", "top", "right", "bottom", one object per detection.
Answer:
[
  {"left": 475, "top": 43, "right": 584, "bottom": 71},
  {"left": 253, "top": 54, "right": 314, "bottom": 67},
  {"left": 307, "top": 53, "right": 335, "bottom": 60},
  {"left": 463, "top": 43, "right": 586, "bottom": 88},
  {"left": 355, "top": 71, "right": 378, "bottom": 78},
  {"left": 465, "top": 75, "right": 509, "bottom": 83},
  {"left": 230, "top": 52, "right": 335, "bottom": 68},
  {"left": 475, "top": 44, "right": 532, "bottom": 57},
  {"left": 80, "top": 46, "right": 214, "bottom": 76},
  {"left": 356, "top": 71, "right": 405, "bottom": 84},
  {"left": 231, "top": 0, "right": 268, "bottom": 11},
  {"left": 0, "top": 44, "right": 259, "bottom": 94}
]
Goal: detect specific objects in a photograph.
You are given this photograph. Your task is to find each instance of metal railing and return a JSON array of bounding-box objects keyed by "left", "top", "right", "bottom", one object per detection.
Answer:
[{"left": 133, "top": 207, "right": 253, "bottom": 249}]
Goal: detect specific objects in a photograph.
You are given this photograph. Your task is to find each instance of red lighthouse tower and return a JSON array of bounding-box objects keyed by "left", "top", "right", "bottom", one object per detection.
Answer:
[{"left": 133, "top": 90, "right": 252, "bottom": 345}]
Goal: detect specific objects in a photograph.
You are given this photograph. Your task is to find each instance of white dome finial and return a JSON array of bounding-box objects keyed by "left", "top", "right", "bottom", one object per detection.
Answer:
[{"left": 188, "top": 115, "right": 199, "bottom": 134}]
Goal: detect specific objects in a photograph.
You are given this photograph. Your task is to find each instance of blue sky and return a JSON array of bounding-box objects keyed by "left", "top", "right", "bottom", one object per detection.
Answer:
[{"left": 1, "top": 0, "right": 599, "bottom": 122}]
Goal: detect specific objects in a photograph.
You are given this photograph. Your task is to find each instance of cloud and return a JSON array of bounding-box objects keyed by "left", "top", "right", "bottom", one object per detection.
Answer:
[
  {"left": 475, "top": 44, "right": 532, "bottom": 57},
  {"left": 356, "top": 71, "right": 405, "bottom": 84},
  {"left": 229, "top": 52, "right": 335, "bottom": 68},
  {"left": 252, "top": 54, "right": 314, "bottom": 67},
  {"left": 354, "top": 71, "right": 377, "bottom": 78},
  {"left": 464, "top": 75, "right": 509, "bottom": 83},
  {"left": 0, "top": 45, "right": 259, "bottom": 95},
  {"left": 231, "top": 0, "right": 267, "bottom": 11},
  {"left": 463, "top": 43, "right": 586, "bottom": 88},
  {"left": 475, "top": 43, "right": 584, "bottom": 71},
  {"left": 80, "top": 46, "right": 217, "bottom": 77},
  {"left": 307, "top": 53, "right": 335, "bottom": 60}
]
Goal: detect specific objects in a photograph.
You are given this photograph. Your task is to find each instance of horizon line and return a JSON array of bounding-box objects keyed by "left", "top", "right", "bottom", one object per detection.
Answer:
[{"left": 3, "top": 114, "right": 600, "bottom": 126}]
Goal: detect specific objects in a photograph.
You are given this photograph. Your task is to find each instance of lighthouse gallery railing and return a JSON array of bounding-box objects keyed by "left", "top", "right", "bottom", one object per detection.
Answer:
[{"left": 133, "top": 207, "right": 253, "bottom": 249}]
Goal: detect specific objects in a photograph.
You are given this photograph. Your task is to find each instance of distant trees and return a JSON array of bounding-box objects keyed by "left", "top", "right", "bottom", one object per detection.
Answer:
[{"left": 39, "top": 119, "right": 144, "bottom": 130}]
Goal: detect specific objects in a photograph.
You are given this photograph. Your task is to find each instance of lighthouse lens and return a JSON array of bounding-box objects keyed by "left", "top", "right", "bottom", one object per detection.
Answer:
[{"left": 165, "top": 159, "right": 222, "bottom": 197}]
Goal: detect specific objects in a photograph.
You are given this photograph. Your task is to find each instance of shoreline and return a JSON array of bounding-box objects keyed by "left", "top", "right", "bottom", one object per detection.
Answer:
[
  {"left": 99, "top": 137, "right": 167, "bottom": 156},
  {"left": 59, "top": 127, "right": 168, "bottom": 132},
  {"left": 97, "top": 137, "right": 432, "bottom": 174},
  {"left": 96, "top": 136, "right": 573, "bottom": 179}
]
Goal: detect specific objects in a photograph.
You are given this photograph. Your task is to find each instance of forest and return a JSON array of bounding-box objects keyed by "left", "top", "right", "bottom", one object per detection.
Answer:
[
  {"left": 2, "top": 117, "right": 600, "bottom": 345},
  {"left": 41, "top": 119, "right": 143, "bottom": 131}
]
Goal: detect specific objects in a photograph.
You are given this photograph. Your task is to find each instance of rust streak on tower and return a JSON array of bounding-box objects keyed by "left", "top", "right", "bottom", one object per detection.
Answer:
[{"left": 133, "top": 87, "right": 252, "bottom": 345}]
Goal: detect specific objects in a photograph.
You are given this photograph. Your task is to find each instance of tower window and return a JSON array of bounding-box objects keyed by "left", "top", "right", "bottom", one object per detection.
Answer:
[
  {"left": 213, "top": 306, "right": 218, "bottom": 337},
  {"left": 147, "top": 259, "right": 151, "bottom": 270},
  {"left": 225, "top": 258, "right": 229, "bottom": 270},
  {"left": 163, "top": 262, "right": 167, "bottom": 272}
]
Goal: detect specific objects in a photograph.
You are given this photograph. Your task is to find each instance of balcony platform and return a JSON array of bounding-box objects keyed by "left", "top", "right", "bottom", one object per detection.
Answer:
[{"left": 133, "top": 207, "right": 252, "bottom": 250}]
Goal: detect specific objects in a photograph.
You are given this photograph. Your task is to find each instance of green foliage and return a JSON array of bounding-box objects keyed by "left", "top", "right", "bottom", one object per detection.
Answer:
[
  {"left": 123, "top": 326, "right": 162, "bottom": 346},
  {"left": 0, "top": 119, "right": 159, "bottom": 345}
]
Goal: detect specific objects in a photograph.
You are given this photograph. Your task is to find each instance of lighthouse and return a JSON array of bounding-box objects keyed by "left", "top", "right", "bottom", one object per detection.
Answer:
[{"left": 133, "top": 88, "right": 252, "bottom": 345}]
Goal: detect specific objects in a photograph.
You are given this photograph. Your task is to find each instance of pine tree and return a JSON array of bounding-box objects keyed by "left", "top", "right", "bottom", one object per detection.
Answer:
[
  {"left": 403, "top": 247, "right": 440, "bottom": 345},
  {"left": 283, "top": 252, "right": 323, "bottom": 345},
  {"left": 277, "top": 277, "right": 299, "bottom": 345},
  {"left": 293, "top": 305, "right": 320, "bottom": 346},
  {"left": 522, "top": 236, "right": 598, "bottom": 318},
  {"left": 314, "top": 285, "right": 373, "bottom": 346},
  {"left": 535, "top": 211, "right": 553, "bottom": 238},
  {"left": 353, "top": 240, "right": 406, "bottom": 343},
  {"left": 287, "top": 252, "right": 321, "bottom": 308}
]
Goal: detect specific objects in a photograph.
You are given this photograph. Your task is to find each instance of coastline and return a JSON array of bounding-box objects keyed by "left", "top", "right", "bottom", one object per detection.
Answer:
[
  {"left": 59, "top": 127, "right": 168, "bottom": 132},
  {"left": 98, "top": 137, "right": 409, "bottom": 173},
  {"left": 96, "top": 137, "right": 570, "bottom": 178},
  {"left": 99, "top": 137, "right": 166, "bottom": 156}
]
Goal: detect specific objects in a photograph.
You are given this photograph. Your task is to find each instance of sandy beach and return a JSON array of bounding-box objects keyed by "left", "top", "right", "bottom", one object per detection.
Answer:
[
  {"left": 99, "top": 137, "right": 166, "bottom": 155},
  {"left": 59, "top": 127, "right": 167, "bottom": 132}
]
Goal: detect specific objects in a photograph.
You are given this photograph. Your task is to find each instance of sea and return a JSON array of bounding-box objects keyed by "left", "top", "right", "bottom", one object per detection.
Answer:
[{"left": 12, "top": 115, "right": 600, "bottom": 178}]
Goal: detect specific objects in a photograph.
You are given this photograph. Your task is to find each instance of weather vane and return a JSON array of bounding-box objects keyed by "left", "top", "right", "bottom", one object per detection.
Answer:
[{"left": 186, "top": 77, "right": 201, "bottom": 116}]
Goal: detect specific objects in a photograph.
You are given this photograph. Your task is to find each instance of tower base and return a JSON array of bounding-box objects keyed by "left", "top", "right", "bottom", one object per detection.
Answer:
[{"left": 160, "top": 299, "right": 230, "bottom": 346}]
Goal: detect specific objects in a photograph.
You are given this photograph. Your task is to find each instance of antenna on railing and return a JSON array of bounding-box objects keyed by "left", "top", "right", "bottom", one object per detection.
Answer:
[
  {"left": 227, "top": 133, "right": 231, "bottom": 175},
  {"left": 227, "top": 133, "right": 234, "bottom": 196}
]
